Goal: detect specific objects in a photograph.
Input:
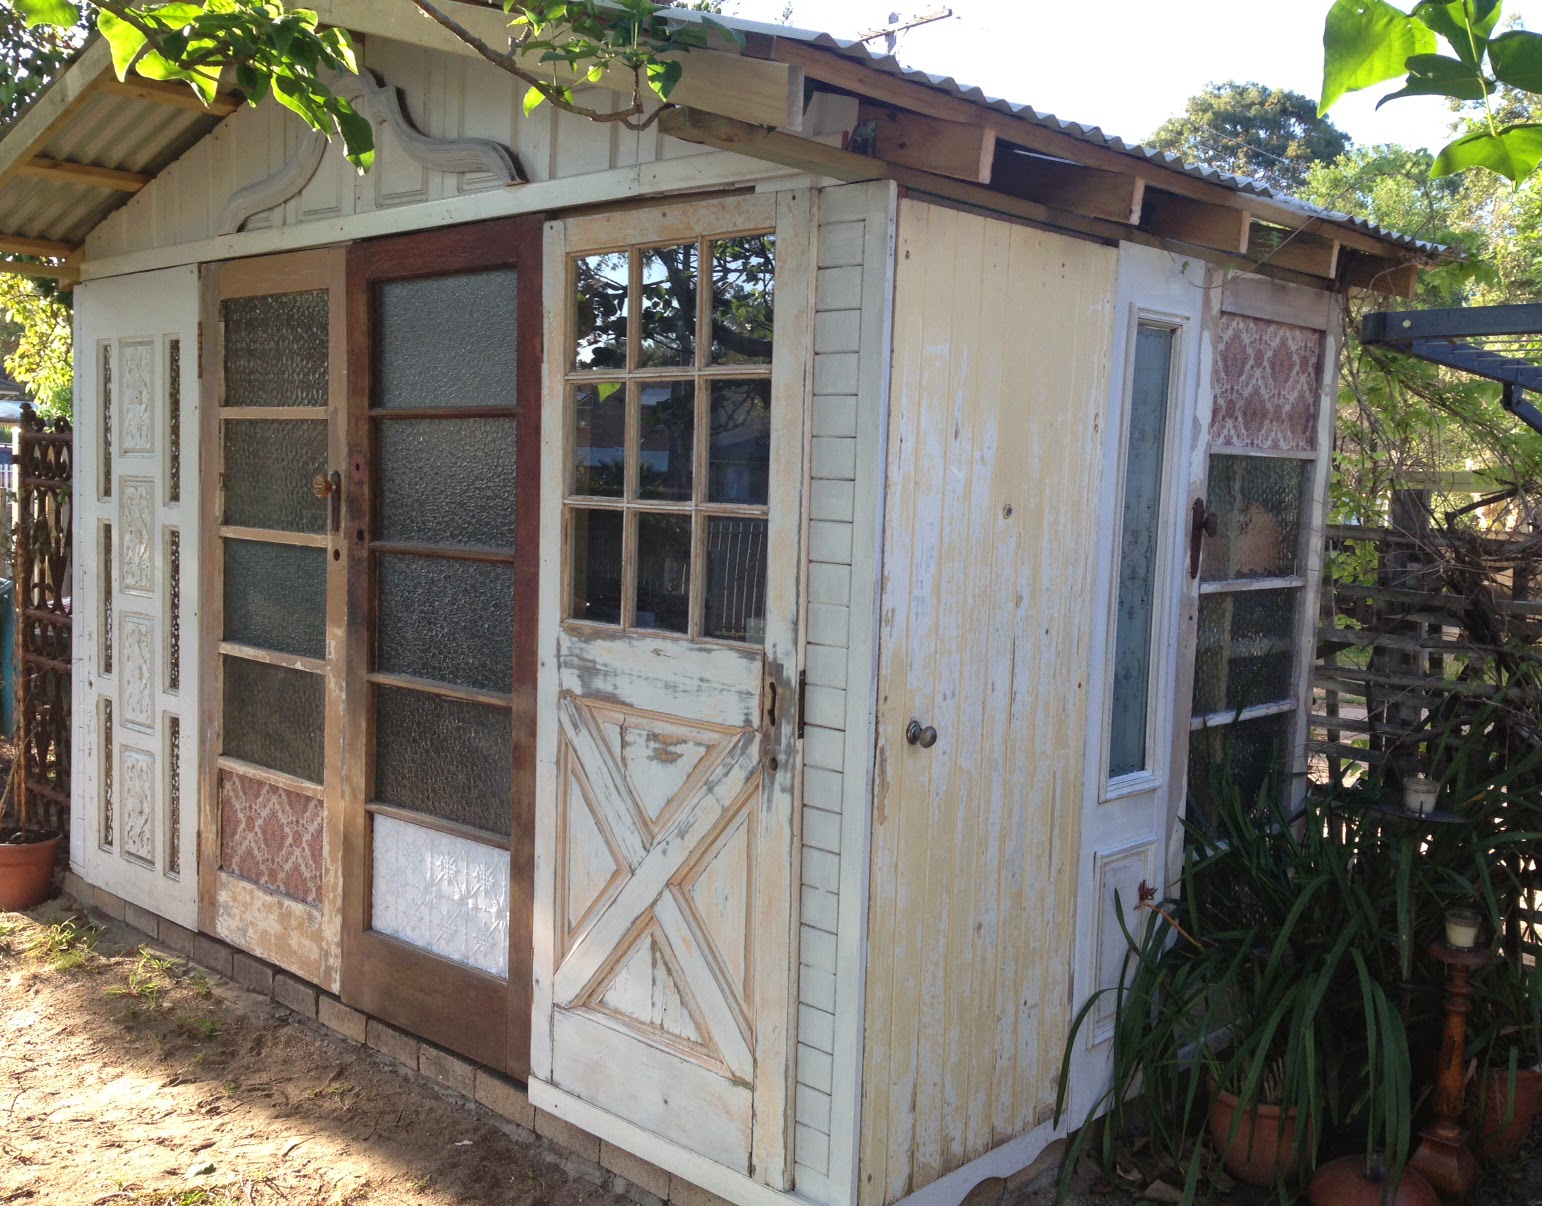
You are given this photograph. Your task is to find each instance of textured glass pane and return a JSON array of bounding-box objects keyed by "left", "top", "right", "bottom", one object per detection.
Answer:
[
  {"left": 223, "top": 539, "right": 327, "bottom": 658},
  {"left": 101, "top": 522, "right": 113, "bottom": 675},
  {"left": 1109, "top": 325, "right": 1174, "bottom": 778},
  {"left": 639, "top": 243, "right": 696, "bottom": 368},
  {"left": 1193, "top": 589, "right": 1299, "bottom": 715},
  {"left": 575, "top": 252, "right": 629, "bottom": 370},
  {"left": 222, "top": 656, "right": 325, "bottom": 784},
  {"left": 708, "top": 379, "right": 771, "bottom": 505},
  {"left": 1202, "top": 455, "right": 1309, "bottom": 581},
  {"left": 100, "top": 343, "right": 112, "bottom": 497},
  {"left": 222, "top": 292, "right": 329, "bottom": 408},
  {"left": 1188, "top": 713, "right": 1293, "bottom": 827},
  {"left": 571, "top": 507, "right": 622, "bottom": 624},
  {"left": 168, "top": 339, "right": 182, "bottom": 502},
  {"left": 222, "top": 418, "right": 328, "bottom": 533},
  {"left": 167, "top": 528, "right": 181, "bottom": 692},
  {"left": 712, "top": 234, "right": 774, "bottom": 365},
  {"left": 640, "top": 381, "right": 694, "bottom": 502},
  {"left": 706, "top": 517, "right": 766, "bottom": 644},
  {"left": 377, "top": 417, "right": 516, "bottom": 548},
  {"left": 377, "top": 553, "right": 514, "bottom": 692},
  {"left": 374, "top": 685, "right": 512, "bottom": 836},
  {"left": 377, "top": 270, "right": 517, "bottom": 408},
  {"left": 573, "top": 382, "right": 625, "bottom": 497},
  {"left": 166, "top": 716, "right": 181, "bottom": 876},
  {"left": 636, "top": 511, "right": 691, "bottom": 633}
]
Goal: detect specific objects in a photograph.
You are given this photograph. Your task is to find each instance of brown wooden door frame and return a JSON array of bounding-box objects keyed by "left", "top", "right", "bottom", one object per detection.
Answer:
[{"left": 339, "top": 216, "right": 542, "bottom": 1076}]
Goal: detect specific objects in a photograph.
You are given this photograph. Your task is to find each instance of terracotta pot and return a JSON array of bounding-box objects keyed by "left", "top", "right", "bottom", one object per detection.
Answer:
[
  {"left": 0, "top": 832, "right": 60, "bottom": 911},
  {"left": 1472, "top": 1065, "right": 1542, "bottom": 1160},
  {"left": 1308, "top": 1155, "right": 1439, "bottom": 1206},
  {"left": 1207, "top": 1086, "right": 1303, "bottom": 1186}
]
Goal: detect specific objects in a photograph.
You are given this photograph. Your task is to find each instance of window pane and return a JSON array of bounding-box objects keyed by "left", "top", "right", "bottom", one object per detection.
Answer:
[
  {"left": 222, "top": 656, "right": 324, "bottom": 784},
  {"left": 708, "top": 379, "right": 772, "bottom": 505},
  {"left": 1108, "top": 325, "right": 1174, "bottom": 778},
  {"left": 376, "top": 553, "right": 514, "bottom": 693},
  {"left": 224, "top": 539, "right": 326, "bottom": 658},
  {"left": 377, "top": 270, "right": 517, "bottom": 408},
  {"left": 1188, "top": 712, "right": 1293, "bottom": 828},
  {"left": 222, "top": 292, "right": 329, "bottom": 408},
  {"left": 636, "top": 511, "right": 691, "bottom": 633},
  {"left": 571, "top": 508, "right": 623, "bottom": 625},
  {"left": 639, "top": 243, "right": 697, "bottom": 368},
  {"left": 1201, "top": 455, "right": 1309, "bottom": 581},
  {"left": 711, "top": 235, "right": 774, "bottom": 366},
  {"left": 374, "top": 685, "right": 512, "bottom": 836},
  {"left": 1193, "top": 588, "right": 1298, "bottom": 715},
  {"left": 705, "top": 517, "right": 767, "bottom": 644},
  {"left": 377, "top": 417, "right": 517, "bottom": 549},
  {"left": 639, "top": 381, "right": 694, "bottom": 502},
  {"left": 574, "top": 253, "right": 629, "bottom": 370},
  {"left": 573, "top": 382, "right": 626, "bottom": 497},
  {"left": 222, "top": 418, "right": 328, "bottom": 533}
]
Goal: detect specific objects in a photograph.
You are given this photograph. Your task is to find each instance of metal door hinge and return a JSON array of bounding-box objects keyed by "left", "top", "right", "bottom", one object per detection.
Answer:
[{"left": 797, "top": 670, "right": 807, "bottom": 740}]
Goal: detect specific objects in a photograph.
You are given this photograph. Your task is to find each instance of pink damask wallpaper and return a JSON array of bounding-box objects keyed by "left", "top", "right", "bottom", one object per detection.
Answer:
[
  {"left": 219, "top": 770, "right": 323, "bottom": 906},
  {"left": 1211, "top": 313, "right": 1324, "bottom": 452}
]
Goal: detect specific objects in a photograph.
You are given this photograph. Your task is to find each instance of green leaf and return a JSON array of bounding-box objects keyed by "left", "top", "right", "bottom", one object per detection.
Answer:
[
  {"left": 522, "top": 85, "right": 548, "bottom": 117},
  {"left": 646, "top": 57, "right": 683, "bottom": 101},
  {"left": 1432, "top": 122, "right": 1542, "bottom": 180},
  {"left": 1488, "top": 29, "right": 1542, "bottom": 92},
  {"left": 98, "top": 12, "right": 151, "bottom": 80},
  {"left": 1321, "top": 0, "right": 1438, "bottom": 115},
  {"left": 12, "top": 0, "right": 80, "bottom": 29},
  {"left": 1377, "top": 51, "right": 1488, "bottom": 103},
  {"left": 333, "top": 100, "right": 375, "bottom": 172},
  {"left": 1411, "top": 0, "right": 1502, "bottom": 62}
]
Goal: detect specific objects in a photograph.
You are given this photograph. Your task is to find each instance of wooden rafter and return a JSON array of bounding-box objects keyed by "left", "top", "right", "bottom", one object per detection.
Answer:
[
  {"left": 95, "top": 76, "right": 243, "bottom": 116},
  {"left": 856, "top": 102, "right": 995, "bottom": 183},
  {"left": 0, "top": 234, "right": 80, "bottom": 259},
  {"left": 1140, "top": 189, "right": 1250, "bottom": 253},
  {"left": 18, "top": 156, "right": 150, "bottom": 193},
  {"left": 1248, "top": 222, "right": 1339, "bottom": 279},
  {"left": 990, "top": 150, "right": 1145, "bottom": 225}
]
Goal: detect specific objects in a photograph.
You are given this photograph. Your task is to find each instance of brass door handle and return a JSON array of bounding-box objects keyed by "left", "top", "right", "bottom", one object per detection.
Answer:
[
  {"left": 1189, "top": 496, "right": 1219, "bottom": 579},
  {"left": 905, "top": 720, "right": 937, "bottom": 749},
  {"left": 313, "top": 471, "right": 342, "bottom": 533}
]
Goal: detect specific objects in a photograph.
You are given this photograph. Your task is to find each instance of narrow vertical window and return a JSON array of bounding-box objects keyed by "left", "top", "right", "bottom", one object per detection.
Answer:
[
  {"left": 101, "top": 698, "right": 114, "bottom": 849},
  {"left": 1108, "top": 324, "right": 1176, "bottom": 779},
  {"left": 166, "top": 715, "right": 181, "bottom": 877},
  {"left": 167, "top": 338, "right": 181, "bottom": 503},
  {"left": 100, "top": 342, "right": 113, "bottom": 498},
  {"left": 101, "top": 522, "right": 114, "bottom": 675},
  {"left": 166, "top": 528, "right": 181, "bottom": 692}
]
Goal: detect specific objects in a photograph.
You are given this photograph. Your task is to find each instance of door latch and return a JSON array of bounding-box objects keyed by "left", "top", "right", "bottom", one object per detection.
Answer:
[
  {"left": 313, "top": 471, "right": 342, "bottom": 534},
  {"left": 1189, "top": 496, "right": 1218, "bottom": 579}
]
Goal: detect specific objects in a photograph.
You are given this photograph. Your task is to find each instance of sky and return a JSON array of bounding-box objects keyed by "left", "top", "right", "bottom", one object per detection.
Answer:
[{"left": 721, "top": 0, "right": 1542, "bottom": 154}]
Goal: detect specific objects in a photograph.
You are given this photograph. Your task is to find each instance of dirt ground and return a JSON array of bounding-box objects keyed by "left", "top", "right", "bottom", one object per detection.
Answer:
[{"left": 0, "top": 902, "right": 638, "bottom": 1206}]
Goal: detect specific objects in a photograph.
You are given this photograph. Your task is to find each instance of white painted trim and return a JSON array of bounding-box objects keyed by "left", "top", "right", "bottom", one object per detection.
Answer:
[
  {"left": 529, "top": 1078, "right": 816, "bottom": 1206},
  {"left": 82, "top": 154, "right": 808, "bottom": 283}
]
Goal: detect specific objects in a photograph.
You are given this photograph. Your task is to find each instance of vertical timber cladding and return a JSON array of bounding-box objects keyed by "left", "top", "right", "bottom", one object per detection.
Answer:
[{"left": 861, "top": 201, "right": 1117, "bottom": 1206}]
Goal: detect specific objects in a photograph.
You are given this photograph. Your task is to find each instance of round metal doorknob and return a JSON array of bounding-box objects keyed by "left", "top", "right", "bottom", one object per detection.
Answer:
[{"left": 905, "top": 720, "right": 937, "bottom": 749}]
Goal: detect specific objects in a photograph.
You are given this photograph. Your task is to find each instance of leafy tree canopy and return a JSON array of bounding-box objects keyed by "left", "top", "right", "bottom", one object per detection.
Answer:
[{"left": 1147, "top": 81, "right": 1351, "bottom": 194}]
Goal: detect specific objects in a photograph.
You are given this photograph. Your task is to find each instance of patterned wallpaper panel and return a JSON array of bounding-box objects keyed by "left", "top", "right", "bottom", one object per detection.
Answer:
[
  {"left": 1210, "top": 313, "right": 1324, "bottom": 452},
  {"left": 371, "top": 815, "right": 510, "bottom": 977},
  {"left": 219, "top": 768, "right": 324, "bottom": 906}
]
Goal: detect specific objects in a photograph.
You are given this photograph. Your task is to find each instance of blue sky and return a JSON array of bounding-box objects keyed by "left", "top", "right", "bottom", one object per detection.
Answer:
[{"left": 724, "top": 0, "right": 1542, "bottom": 153}]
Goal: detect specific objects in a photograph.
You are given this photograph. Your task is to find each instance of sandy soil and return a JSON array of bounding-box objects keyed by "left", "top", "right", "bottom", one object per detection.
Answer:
[{"left": 0, "top": 903, "right": 637, "bottom": 1206}]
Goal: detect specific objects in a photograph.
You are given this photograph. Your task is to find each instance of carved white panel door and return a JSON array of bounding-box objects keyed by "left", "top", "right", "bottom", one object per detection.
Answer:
[{"left": 72, "top": 266, "right": 200, "bottom": 927}]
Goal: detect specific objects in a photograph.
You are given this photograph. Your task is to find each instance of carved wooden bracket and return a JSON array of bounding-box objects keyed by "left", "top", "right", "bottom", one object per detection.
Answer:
[{"left": 216, "top": 68, "right": 524, "bottom": 235}]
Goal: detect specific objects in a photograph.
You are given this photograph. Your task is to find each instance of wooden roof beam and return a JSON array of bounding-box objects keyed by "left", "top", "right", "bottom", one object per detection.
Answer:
[
  {"left": 1340, "top": 249, "right": 1419, "bottom": 299},
  {"left": 990, "top": 149, "right": 1144, "bottom": 225},
  {"left": 0, "top": 234, "right": 80, "bottom": 260},
  {"left": 95, "top": 76, "right": 243, "bottom": 117},
  {"left": 1247, "top": 222, "right": 1339, "bottom": 278},
  {"left": 1140, "top": 189, "right": 1249, "bottom": 253},
  {"left": 856, "top": 102, "right": 995, "bottom": 183},
  {"left": 0, "top": 260, "right": 80, "bottom": 283},
  {"left": 18, "top": 156, "right": 150, "bottom": 193},
  {"left": 0, "top": 40, "right": 113, "bottom": 192}
]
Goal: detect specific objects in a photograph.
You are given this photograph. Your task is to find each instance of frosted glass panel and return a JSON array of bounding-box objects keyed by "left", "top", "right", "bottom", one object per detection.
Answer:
[
  {"left": 377, "top": 417, "right": 517, "bottom": 548},
  {"left": 376, "top": 553, "right": 514, "bottom": 692},
  {"left": 571, "top": 508, "right": 622, "bottom": 625},
  {"left": 635, "top": 512, "right": 691, "bottom": 633},
  {"left": 708, "top": 379, "right": 771, "bottom": 505},
  {"left": 373, "top": 685, "right": 512, "bottom": 835},
  {"left": 638, "top": 243, "right": 696, "bottom": 368},
  {"left": 711, "top": 235, "right": 774, "bottom": 366},
  {"left": 377, "top": 270, "right": 517, "bottom": 408},
  {"left": 573, "top": 382, "right": 625, "bottom": 497},
  {"left": 1108, "top": 325, "right": 1174, "bottom": 778},
  {"left": 639, "top": 381, "right": 694, "bottom": 502},
  {"left": 1202, "top": 455, "right": 1309, "bottom": 581},
  {"left": 222, "top": 419, "right": 328, "bottom": 533},
  {"left": 222, "top": 292, "right": 328, "bottom": 408},
  {"left": 574, "top": 252, "right": 628, "bottom": 370},
  {"left": 1189, "top": 712, "right": 1293, "bottom": 825},
  {"left": 222, "top": 656, "right": 324, "bottom": 784},
  {"left": 705, "top": 517, "right": 767, "bottom": 644},
  {"left": 1193, "top": 589, "right": 1298, "bottom": 715},
  {"left": 223, "top": 539, "right": 326, "bottom": 658}
]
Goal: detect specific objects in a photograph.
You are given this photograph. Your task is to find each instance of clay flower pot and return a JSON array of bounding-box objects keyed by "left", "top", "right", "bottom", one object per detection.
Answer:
[
  {"left": 1207, "top": 1085, "right": 1303, "bottom": 1186},
  {"left": 1472, "top": 1065, "right": 1542, "bottom": 1160},
  {"left": 0, "top": 832, "right": 61, "bottom": 911},
  {"left": 1308, "top": 1155, "right": 1439, "bottom": 1206}
]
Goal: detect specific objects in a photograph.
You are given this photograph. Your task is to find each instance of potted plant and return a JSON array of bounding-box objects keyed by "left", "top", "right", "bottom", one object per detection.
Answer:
[
  {"left": 1469, "top": 959, "right": 1542, "bottom": 1159},
  {"left": 1, "top": 756, "right": 60, "bottom": 911}
]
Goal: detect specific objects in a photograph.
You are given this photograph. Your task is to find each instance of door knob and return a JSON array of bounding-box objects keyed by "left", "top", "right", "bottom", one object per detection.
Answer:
[
  {"left": 905, "top": 720, "right": 937, "bottom": 748},
  {"left": 1189, "top": 496, "right": 1219, "bottom": 579},
  {"left": 313, "top": 471, "right": 342, "bottom": 533}
]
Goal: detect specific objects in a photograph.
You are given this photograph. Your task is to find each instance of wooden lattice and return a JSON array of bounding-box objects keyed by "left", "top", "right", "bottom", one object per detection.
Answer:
[{"left": 14, "top": 403, "right": 73, "bottom": 835}]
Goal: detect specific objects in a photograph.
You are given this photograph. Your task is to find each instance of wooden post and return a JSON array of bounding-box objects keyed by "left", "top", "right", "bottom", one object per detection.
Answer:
[{"left": 1410, "top": 942, "right": 1492, "bottom": 1198}]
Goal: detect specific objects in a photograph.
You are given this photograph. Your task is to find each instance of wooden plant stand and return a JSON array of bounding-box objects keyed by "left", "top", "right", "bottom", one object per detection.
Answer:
[{"left": 1409, "top": 942, "right": 1493, "bottom": 1199}]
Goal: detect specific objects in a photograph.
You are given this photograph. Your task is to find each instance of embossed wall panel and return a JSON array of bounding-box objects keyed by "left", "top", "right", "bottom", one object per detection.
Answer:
[
  {"left": 120, "top": 339, "right": 156, "bottom": 455},
  {"left": 120, "top": 614, "right": 155, "bottom": 731},
  {"left": 120, "top": 478, "right": 155, "bottom": 595},
  {"left": 370, "top": 814, "right": 510, "bottom": 976},
  {"left": 219, "top": 768, "right": 324, "bottom": 906},
  {"left": 1210, "top": 313, "right": 1324, "bottom": 452},
  {"left": 120, "top": 746, "right": 155, "bottom": 865}
]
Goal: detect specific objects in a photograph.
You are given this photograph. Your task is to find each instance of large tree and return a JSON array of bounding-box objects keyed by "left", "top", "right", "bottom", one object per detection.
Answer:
[{"left": 1147, "top": 81, "right": 1351, "bottom": 193}]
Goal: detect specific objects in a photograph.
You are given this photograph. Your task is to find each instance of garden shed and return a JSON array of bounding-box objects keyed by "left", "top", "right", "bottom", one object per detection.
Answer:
[{"left": 0, "top": 6, "right": 1431, "bottom": 1205}]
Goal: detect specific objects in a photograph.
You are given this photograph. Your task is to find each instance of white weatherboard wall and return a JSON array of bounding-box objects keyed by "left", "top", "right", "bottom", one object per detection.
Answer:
[{"left": 793, "top": 180, "right": 898, "bottom": 1206}]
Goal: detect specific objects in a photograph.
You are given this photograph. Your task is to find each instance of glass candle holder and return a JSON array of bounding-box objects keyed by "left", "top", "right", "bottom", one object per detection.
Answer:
[
  {"left": 1404, "top": 775, "right": 1439, "bottom": 816},
  {"left": 1445, "top": 907, "right": 1481, "bottom": 950}
]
